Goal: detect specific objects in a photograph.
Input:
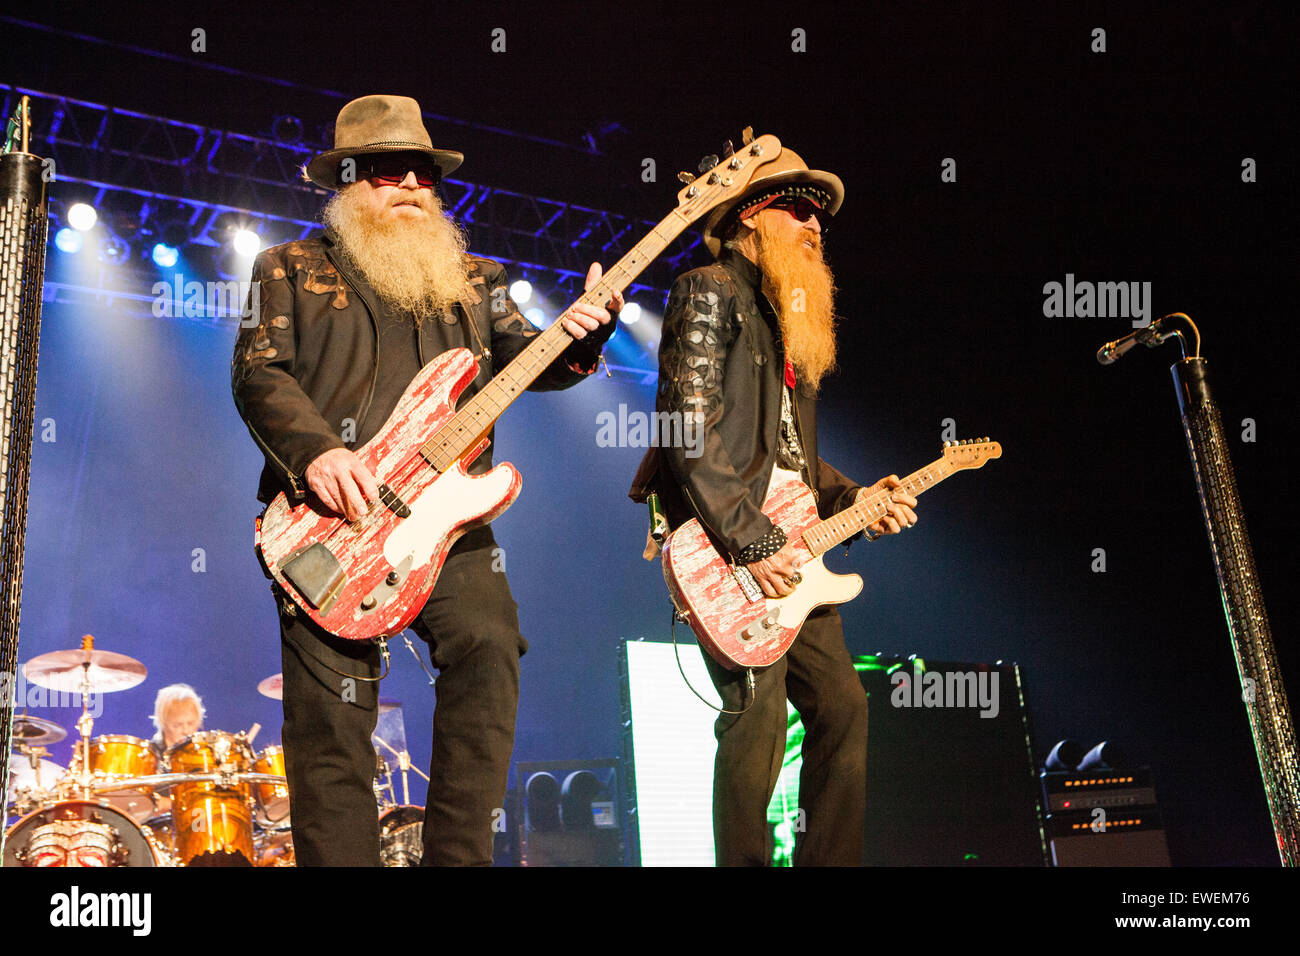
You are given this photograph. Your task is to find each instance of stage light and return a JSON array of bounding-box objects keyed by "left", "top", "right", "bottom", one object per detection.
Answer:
[
  {"left": 523, "top": 771, "right": 561, "bottom": 832},
  {"left": 151, "top": 242, "right": 179, "bottom": 269},
  {"left": 525, "top": 307, "right": 547, "bottom": 326},
  {"left": 1078, "top": 740, "right": 1128, "bottom": 771},
  {"left": 509, "top": 279, "right": 532, "bottom": 304},
  {"left": 619, "top": 301, "right": 642, "bottom": 325},
  {"left": 99, "top": 236, "right": 130, "bottom": 265},
  {"left": 1045, "top": 739, "right": 1085, "bottom": 771},
  {"left": 232, "top": 229, "right": 261, "bottom": 257},
  {"left": 559, "top": 770, "right": 602, "bottom": 830},
  {"left": 54, "top": 228, "right": 83, "bottom": 254},
  {"left": 66, "top": 203, "right": 97, "bottom": 231},
  {"left": 160, "top": 220, "right": 191, "bottom": 249}
]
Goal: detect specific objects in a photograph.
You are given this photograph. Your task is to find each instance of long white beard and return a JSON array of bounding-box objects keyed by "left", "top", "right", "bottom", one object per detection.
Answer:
[{"left": 322, "top": 185, "right": 470, "bottom": 324}]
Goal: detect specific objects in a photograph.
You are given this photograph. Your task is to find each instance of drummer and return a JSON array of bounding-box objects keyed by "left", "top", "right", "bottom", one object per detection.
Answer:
[{"left": 148, "top": 684, "right": 206, "bottom": 759}]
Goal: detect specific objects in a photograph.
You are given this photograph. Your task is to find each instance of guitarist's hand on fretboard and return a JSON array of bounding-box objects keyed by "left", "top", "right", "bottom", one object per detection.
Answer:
[
  {"left": 858, "top": 475, "right": 919, "bottom": 537},
  {"left": 746, "top": 542, "right": 804, "bottom": 599},
  {"left": 557, "top": 262, "right": 623, "bottom": 341}
]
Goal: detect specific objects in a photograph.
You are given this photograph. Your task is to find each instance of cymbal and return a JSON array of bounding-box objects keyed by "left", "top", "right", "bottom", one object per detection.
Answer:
[
  {"left": 257, "top": 673, "right": 283, "bottom": 700},
  {"left": 11, "top": 714, "right": 67, "bottom": 746},
  {"left": 23, "top": 647, "right": 147, "bottom": 694},
  {"left": 260, "top": 671, "right": 398, "bottom": 714}
]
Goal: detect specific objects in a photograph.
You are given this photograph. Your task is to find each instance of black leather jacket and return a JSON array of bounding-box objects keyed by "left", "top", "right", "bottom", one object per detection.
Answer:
[
  {"left": 233, "top": 231, "right": 609, "bottom": 505},
  {"left": 630, "top": 250, "right": 863, "bottom": 558}
]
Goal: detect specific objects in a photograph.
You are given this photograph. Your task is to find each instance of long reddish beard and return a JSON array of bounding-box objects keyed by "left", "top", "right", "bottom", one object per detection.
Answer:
[
  {"left": 322, "top": 184, "right": 469, "bottom": 325},
  {"left": 754, "top": 217, "right": 838, "bottom": 391}
]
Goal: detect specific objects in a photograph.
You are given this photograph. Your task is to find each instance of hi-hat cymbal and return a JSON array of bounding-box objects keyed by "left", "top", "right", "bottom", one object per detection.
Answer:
[
  {"left": 6, "top": 756, "right": 66, "bottom": 802},
  {"left": 11, "top": 715, "right": 66, "bottom": 746},
  {"left": 23, "top": 646, "right": 147, "bottom": 694},
  {"left": 379, "top": 699, "right": 401, "bottom": 714},
  {"left": 257, "top": 673, "right": 283, "bottom": 701}
]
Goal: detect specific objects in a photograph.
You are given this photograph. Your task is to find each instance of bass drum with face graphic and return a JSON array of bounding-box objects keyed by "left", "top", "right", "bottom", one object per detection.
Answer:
[{"left": 3, "top": 800, "right": 167, "bottom": 867}]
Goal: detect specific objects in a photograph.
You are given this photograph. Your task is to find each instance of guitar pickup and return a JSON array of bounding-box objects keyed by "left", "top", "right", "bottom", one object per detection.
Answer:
[
  {"left": 732, "top": 566, "right": 764, "bottom": 603},
  {"left": 281, "top": 543, "right": 347, "bottom": 612},
  {"left": 377, "top": 482, "right": 410, "bottom": 518}
]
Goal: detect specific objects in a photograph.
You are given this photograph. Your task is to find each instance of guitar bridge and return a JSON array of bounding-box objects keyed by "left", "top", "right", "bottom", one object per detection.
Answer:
[{"left": 281, "top": 543, "right": 347, "bottom": 613}]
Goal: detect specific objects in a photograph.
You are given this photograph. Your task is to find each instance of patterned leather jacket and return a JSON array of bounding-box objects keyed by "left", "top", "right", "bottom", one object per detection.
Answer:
[
  {"left": 233, "top": 231, "right": 610, "bottom": 505},
  {"left": 630, "top": 250, "right": 863, "bottom": 560}
]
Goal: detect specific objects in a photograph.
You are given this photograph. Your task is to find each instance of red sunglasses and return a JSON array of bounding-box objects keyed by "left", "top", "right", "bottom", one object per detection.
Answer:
[
  {"left": 767, "top": 195, "right": 829, "bottom": 230},
  {"left": 362, "top": 157, "right": 441, "bottom": 188}
]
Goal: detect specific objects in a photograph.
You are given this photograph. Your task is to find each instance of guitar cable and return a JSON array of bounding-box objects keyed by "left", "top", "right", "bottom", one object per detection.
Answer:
[{"left": 671, "top": 609, "right": 756, "bottom": 715}]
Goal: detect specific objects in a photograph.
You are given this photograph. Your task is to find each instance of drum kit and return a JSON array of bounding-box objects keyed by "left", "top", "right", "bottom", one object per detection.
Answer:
[{"left": 5, "top": 635, "right": 428, "bottom": 867}]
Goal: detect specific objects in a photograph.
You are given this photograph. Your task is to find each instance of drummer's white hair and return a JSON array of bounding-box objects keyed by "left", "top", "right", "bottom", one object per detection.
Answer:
[{"left": 150, "top": 683, "right": 206, "bottom": 731}]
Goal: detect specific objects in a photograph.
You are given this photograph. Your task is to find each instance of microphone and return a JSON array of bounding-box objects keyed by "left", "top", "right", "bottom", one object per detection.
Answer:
[{"left": 1096, "top": 318, "right": 1166, "bottom": 365}]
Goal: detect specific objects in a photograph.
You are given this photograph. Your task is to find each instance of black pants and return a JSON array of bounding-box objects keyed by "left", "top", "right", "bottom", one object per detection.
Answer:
[
  {"left": 278, "top": 527, "right": 525, "bottom": 866},
  {"left": 703, "top": 606, "right": 868, "bottom": 866}
]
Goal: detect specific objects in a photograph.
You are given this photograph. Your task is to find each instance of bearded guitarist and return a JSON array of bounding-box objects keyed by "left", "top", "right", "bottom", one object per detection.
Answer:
[
  {"left": 232, "top": 95, "right": 619, "bottom": 866},
  {"left": 630, "top": 149, "right": 918, "bottom": 866}
]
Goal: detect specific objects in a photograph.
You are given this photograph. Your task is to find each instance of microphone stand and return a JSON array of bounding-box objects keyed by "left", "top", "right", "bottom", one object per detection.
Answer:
[{"left": 1100, "top": 313, "right": 1300, "bottom": 865}]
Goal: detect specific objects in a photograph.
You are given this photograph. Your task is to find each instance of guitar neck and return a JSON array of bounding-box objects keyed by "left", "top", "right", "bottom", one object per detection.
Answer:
[
  {"left": 422, "top": 209, "right": 696, "bottom": 472},
  {"left": 801, "top": 457, "right": 956, "bottom": 555}
]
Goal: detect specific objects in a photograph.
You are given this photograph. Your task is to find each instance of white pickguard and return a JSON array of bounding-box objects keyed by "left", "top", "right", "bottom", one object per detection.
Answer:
[
  {"left": 765, "top": 555, "right": 863, "bottom": 628},
  {"left": 383, "top": 464, "right": 515, "bottom": 568}
]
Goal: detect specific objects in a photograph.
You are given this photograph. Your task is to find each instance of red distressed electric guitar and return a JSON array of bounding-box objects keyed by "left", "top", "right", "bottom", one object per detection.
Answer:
[
  {"left": 662, "top": 439, "right": 1002, "bottom": 670},
  {"left": 257, "top": 132, "right": 786, "bottom": 640}
]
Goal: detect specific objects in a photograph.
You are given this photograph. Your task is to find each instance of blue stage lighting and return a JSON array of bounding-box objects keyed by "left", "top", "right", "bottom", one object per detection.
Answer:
[
  {"left": 55, "top": 228, "right": 83, "bottom": 254},
  {"left": 525, "top": 307, "right": 547, "bottom": 326},
  {"left": 152, "top": 242, "right": 179, "bottom": 269},
  {"left": 620, "top": 302, "right": 642, "bottom": 325}
]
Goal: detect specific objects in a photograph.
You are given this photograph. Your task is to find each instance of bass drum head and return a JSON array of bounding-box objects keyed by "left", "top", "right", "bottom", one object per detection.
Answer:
[
  {"left": 3, "top": 800, "right": 158, "bottom": 868},
  {"left": 379, "top": 805, "right": 425, "bottom": 867}
]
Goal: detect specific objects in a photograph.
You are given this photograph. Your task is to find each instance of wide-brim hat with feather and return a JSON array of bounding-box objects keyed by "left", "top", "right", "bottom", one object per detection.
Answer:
[
  {"left": 700, "top": 146, "right": 844, "bottom": 257},
  {"left": 304, "top": 95, "right": 464, "bottom": 190}
]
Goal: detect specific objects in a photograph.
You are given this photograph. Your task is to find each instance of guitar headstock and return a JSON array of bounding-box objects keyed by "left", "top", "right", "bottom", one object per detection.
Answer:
[
  {"left": 674, "top": 133, "right": 783, "bottom": 224},
  {"left": 941, "top": 437, "right": 1002, "bottom": 469}
]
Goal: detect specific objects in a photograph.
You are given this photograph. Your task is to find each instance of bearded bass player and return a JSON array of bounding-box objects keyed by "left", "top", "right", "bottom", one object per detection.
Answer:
[
  {"left": 232, "top": 95, "right": 619, "bottom": 866},
  {"left": 630, "top": 147, "right": 919, "bottom": 866}
]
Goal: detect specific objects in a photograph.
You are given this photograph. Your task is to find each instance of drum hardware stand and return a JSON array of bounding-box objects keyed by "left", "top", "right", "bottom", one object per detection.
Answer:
[
  {"left": 374, "top": 754, "right": 395, "bottom": 807},
  {"left": 372, "top": 731, "right": 429, "bottom": 807},
  {"left": 68, "top": 636, "right": 100, "bottom": 802},
  {"left": 1098, "top": 312, "right": 1300, "bottom": 866}
]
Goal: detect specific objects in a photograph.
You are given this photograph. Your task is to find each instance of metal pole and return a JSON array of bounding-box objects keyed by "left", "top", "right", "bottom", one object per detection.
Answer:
[
  {"left": 1171, "top": 354, "right": 1300, "bottom": 865},
  {"left": 0, "top": 96, "right": 49, "bottom": 860}
]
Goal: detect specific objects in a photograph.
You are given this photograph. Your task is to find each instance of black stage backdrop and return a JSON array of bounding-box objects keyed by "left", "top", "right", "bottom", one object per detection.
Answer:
[{"left": 6, "top": 1, "right": 1297, "bottom": 874}]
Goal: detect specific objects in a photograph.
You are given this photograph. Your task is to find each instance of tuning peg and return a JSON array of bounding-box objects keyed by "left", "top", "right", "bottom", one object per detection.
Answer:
[
  {"left": 677, "top": 171, "right": 696, "bottom": 185},
  {"left": 741, "top": 126, "right": 754, "bottom": 145},
  {"left": 698, "top": 154, "right": 719, "bottom": 173},
  {"left": 722, "top": 139, "right": 735, "bottom": 158}
]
